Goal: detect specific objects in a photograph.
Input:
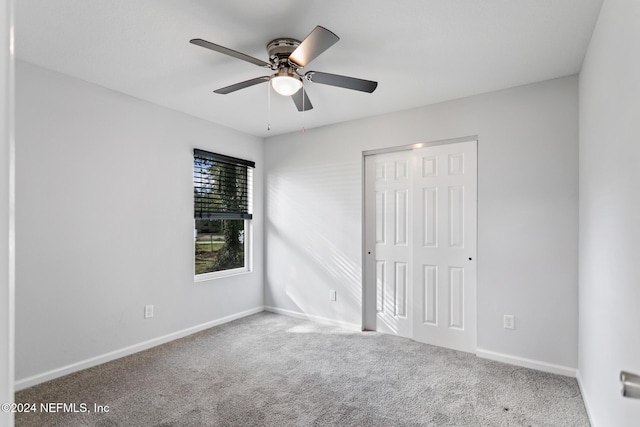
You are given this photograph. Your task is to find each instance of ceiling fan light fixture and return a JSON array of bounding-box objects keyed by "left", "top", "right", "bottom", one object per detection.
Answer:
[{"left": 271, "top": 70, "right": 302, "bottom": 96}]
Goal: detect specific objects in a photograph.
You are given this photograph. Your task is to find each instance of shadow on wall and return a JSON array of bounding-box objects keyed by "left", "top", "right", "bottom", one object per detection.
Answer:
[{"left": 266, "top": 161, "right": 363, "bottom": 324}]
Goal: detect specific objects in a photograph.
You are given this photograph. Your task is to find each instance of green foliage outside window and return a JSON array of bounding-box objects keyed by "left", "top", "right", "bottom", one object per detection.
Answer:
[{"left": 195, "top": 219, "right": 245, "bottom": 275}]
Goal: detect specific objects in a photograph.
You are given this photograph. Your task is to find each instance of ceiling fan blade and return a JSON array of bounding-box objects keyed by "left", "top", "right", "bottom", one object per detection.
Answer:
[
  {"left": 190, "top": 39, "right": 271, "bottom": 68},
  {"left": 305, "top": 71, "right": 378, "bottom": 93},
  {"left": 291, "top": 87, "right": 313, "bottom": 111},
  {"left": 288, "top": 26, "right": 339, "bottom": 68},
  {"left": 214, "top": 76, "right": 270, "bottom": 94}
]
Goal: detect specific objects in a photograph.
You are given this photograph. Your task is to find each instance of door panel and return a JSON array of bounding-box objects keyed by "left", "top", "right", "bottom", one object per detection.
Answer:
[
  {"left": 448, "top": 186, "right": 464, "bottom": 247},
  {"left": 423, "top": 187, "right": 437, "bottom": 247},
  {"left": 395, "top": 262, "right": 408, "bottom": 317},
  {"left": 394, "top": 189, "right": 408, "bottom": 245},
  {"left": 376, "top": 260, "right": 385, "bottom": 313},
  {"left": 423, "top": 265, "right": 438, "bottom": 325},
  {"left": 375, "top": 192, "right": 385, "bottom": 243},
  {"left": 448, "top": 266, "right": 464, "bottom": 329}
]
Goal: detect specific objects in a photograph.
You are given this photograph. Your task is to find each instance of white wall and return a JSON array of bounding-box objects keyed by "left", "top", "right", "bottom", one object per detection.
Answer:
[
  {"left": 578, "top": 0, "right": 640, "bottom": 425},
  {"left": 1, "top": 0, "right": 15, "bottom": 425},
  {"left": 265, "top": 76, "right": 579, "bottom": 370},
  {"left": 15, "top": 61, "right": 264, "bottom": 384}
]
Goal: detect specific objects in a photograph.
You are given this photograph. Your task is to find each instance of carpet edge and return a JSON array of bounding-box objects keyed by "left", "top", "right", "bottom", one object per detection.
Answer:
[
  {"left": 15, "top": 306, "right": 265, "bottom": 391},
  {"left": 264, "top": 306, "right": 361, "bottom": 331}
]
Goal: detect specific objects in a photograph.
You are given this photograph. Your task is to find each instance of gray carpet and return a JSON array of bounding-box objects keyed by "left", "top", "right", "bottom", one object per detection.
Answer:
[{"left": 15, "top": 312, "right": 590, "bottom": 426}]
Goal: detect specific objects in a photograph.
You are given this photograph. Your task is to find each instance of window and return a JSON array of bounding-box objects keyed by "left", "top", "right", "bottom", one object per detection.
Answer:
[{"left": 193, "top": 149, "right": 254, "bottom": 279}]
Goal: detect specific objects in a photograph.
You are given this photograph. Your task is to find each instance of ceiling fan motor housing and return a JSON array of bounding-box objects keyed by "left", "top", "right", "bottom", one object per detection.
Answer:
[{"left": 267, "top": 38, "right": 301, "bottom": 68}]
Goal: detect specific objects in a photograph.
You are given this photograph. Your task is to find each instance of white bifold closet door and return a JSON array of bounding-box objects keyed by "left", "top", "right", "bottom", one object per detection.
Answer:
[{"left": 365, "top": 140, "right": 477, "bottom": 353}]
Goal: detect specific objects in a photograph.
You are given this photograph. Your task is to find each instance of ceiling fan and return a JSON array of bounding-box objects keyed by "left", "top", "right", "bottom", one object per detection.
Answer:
[{"left": 190, "top": 26, "right": 378, "bottom": 112}]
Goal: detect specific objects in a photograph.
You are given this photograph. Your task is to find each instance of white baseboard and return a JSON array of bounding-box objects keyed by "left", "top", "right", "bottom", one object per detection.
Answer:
[
  {"left": 576, "top": 370, "right": 595, "bottom": 426},
  {"left": 264, "top": 306, "right": 361, "bottom": 331},
  {"left": 476, "top": 348, "right": 577, "bottom": 378},
  {"left": 15, "top": 306, "right": 265, "bottom": 391}
]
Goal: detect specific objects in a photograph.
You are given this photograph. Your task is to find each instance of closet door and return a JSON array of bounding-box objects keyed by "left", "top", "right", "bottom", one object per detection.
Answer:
[
  {"left": 365, "top": 140, "right": 477, "bottom": 353},
  {"left": 412, "top": 141, "right": 477, "bottom": 353},
  {"left": 366, "top": 150, "right": 413, "bottom": 339}
]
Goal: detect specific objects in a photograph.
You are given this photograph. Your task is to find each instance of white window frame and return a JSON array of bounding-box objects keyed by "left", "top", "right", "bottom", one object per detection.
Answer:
[
  {"left": 193, "top": 150, "right": 254, "bottom": 281},
  {"left": 194, "top": 218, "right": 252, "bottom": 282}
]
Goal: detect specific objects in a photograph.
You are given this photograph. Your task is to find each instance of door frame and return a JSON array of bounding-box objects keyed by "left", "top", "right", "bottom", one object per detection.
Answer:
[{"left": 362, "top": 135, "right": 478, "bottom": 332}]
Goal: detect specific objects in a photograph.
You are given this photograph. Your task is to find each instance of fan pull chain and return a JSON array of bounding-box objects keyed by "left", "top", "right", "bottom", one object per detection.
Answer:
[
  {"left": 301, "top": 85, "right": 306, "bottom": 133},
  {"left": 267, "top": 80, "right": 271, "bottom": 132}
]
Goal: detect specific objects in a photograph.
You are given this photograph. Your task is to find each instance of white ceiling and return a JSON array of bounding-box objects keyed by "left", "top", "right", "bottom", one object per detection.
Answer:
[{"left": 16, "top": 0, "right": 603, "bottom": 137}]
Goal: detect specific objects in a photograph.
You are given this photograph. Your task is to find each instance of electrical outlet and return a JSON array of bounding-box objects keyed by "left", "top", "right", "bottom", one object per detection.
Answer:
[
  {"left": 503, "top": 314, "right": 515, "bottom": 330},
  {"left": 144, "top": 305, "right": 154, "bottom": 319},
  {"left": 329, "top": 290, "right": 337, "bottom": 301}
]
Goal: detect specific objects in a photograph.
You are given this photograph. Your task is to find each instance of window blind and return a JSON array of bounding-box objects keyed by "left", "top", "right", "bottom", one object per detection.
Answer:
[{"left": 193, "top": 149, "right": 254, "bottom": 220}]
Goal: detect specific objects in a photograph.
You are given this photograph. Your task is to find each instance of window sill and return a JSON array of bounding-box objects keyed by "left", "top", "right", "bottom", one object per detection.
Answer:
[{"left": 194, "top": 267, "right": 251, "bottom": 283}]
